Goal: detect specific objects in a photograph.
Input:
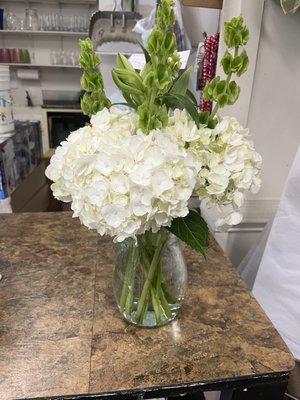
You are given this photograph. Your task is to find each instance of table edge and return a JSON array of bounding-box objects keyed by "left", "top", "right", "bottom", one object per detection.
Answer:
[{"left": 17, "top": 369, "right": 293, "bottom": 400}]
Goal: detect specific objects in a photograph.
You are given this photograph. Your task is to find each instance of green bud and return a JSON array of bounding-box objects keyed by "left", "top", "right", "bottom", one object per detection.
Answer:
[
  {"left": 199, "top": 111, "right": 210, "bottom": 125},
  {"left": 80, "top": 71, "right": 103, "bottom": 91},
  {"left": 203, "top": 77, "right": 220, "bottom": 101},
  {"left": 227, "top": 81, "right": 240, "bottom": 105},
  {"left": 137, "top": 102, "right": 168, "bottom": 133},
  {"left": 213, "top": 80, "right": 227, "bottom": 99},
  {"left": 79, "top": 51, "right": 100, "bottom": 70},
  {"left": 221, "top": 51, "right": 233, "bottom": 75},
  {"left": 155, "top": 64, "right": 172, "bottom": 91},
  {"left": 207, "top": 116, "right": 218, "bottom": 129},
  {"left": 147, "top": 29, "right": 164, "bottom": 56},
  {"left": 112, "top": 69, "right": 145, "bottom": 96},
  {"left": 237, "top": 50, "right": 249, "bottom": 76},
  {"left": 116, "top": 53, "right": 135, "bottom": 72},
  {"left": 143, "top": 70, "right": 156, "bottom": 89},
  {"left": 224, "top": 15, "right": 249, "bottom": 48},
  {"left": 81, "top": 92, "right": 93, "bottom": 116},
  {"left": 163, "top": 32, "right": 177, "bottom": 54},
  {"left": 79, "top": 38, "right": 93, "bottom": 52},
  {"left": 156, "top": 0, "right": 175, "bottom": 29},
  {"left": 216, "top": 93, "right": 229, "bottom": 108}
]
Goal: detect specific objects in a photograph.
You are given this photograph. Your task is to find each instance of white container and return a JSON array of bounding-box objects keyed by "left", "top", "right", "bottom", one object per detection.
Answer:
[{"left": 0, "top": 66, "right": 14, "bottom": 134}]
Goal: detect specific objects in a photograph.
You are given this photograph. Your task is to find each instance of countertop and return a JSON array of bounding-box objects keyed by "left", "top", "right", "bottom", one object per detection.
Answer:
[{"left": 0, "top": 212, "right": 295, "bottom": 400}]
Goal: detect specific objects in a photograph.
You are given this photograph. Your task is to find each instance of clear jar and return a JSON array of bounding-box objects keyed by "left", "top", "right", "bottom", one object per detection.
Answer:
[
  {"left": 25, "top": 9, "right": 38, "bottom": 31},
  {"left": 113, "top": 229, "right": 187, "bottom": 328}
]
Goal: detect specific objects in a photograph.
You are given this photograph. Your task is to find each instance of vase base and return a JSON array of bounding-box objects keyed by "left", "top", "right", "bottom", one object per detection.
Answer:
[{"left": 119, "top": 302, "right": 181, "bottom": 328}]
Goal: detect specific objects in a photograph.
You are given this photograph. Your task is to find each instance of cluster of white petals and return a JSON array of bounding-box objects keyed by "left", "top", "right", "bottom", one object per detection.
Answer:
[
  {"left": 46, "top": 107, "right": 199, "bottom": 242},
  {"left": 46, "top": 107, "right": 261, "bottom": 240},
  {"left": 187, "top": 113, "right": 262, "bottom": 227}
]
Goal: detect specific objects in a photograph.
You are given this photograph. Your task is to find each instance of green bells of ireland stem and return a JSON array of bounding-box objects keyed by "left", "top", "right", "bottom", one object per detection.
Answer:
[
  {"left": 111, "top": 0, "right": 180, "bottom": 133},
  {"left": 224, "top": 15, "right": 249, "bottom": 48},
  {"left": 79, "top": 38, "right": 111, "bottom": 116},
  {"left": 204, "top": 15, "right": 249, "bottom": 116}
]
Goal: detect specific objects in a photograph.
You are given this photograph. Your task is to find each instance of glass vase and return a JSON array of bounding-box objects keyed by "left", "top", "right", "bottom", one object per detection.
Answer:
[{"left": 113, "top": 228, "right": 187, "bottom": 328}]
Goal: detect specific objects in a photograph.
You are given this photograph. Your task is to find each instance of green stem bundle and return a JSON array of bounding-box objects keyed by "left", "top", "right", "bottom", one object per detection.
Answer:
[{"left": 118, "top": 229, "right": 175, "bottom": 326}]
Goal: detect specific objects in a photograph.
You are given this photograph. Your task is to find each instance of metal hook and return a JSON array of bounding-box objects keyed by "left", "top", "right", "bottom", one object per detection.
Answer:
[
  {"left": 121, "top": 13, "right": 126, "bottom": 32},
  {"left": 110, "top": 13, "right": 115, "bottom": 32}
]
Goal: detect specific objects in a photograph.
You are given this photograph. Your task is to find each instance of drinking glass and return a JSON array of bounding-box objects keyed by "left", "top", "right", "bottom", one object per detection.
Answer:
[
  {"left": 25, "top": 9, "right": 38, "bottom": 31},
  {"left": 6, "top": 11, "right": 18, "bottom": 30}
]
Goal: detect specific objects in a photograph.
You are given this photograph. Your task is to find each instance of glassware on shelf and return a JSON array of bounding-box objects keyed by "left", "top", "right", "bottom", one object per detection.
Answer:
[
  {"left": 50, "top": 49, "right": 79, "bottom": 66},
  {"left": 37, "top": 13, "right": 88, "bottom": 33},
  {"left": 19, "top": 18, "right": 26, "bottom": 31},
  {"left": 5, "top": 10, "right": 19, "bottom": 30},
  {"left": 25, "top": 9, "right": 39, "bottom": 31},
  {"left": 0, "top": 48, "right": 32, "bottom": 64}
]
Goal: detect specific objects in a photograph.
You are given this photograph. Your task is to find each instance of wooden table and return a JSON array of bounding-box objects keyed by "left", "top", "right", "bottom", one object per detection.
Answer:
[{"left": 0, "top": 213, "right": 294, "bottom": 400}]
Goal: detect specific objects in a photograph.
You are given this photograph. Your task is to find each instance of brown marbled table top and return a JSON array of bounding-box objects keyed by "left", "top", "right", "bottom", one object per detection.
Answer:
[{"left": 0, "top": 212, "right": 294, "bottom": 400}]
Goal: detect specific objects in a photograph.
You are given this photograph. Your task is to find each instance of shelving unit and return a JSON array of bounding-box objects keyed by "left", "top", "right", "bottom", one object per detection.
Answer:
[
  {"left": 3, "top": 0, "right": 97, "bottom": 4},
  {"left": 180, "top": 0, "right": 222, "bottom": 9},
  {"left": 0, "top": 63, "right": 80, "bottom": 68},
  {"left": 0, "top": 30, "right": 88, "bottom": 37}
]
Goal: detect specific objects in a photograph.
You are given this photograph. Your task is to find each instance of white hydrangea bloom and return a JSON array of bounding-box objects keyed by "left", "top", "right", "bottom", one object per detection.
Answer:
[
  {"left": 46, "top": 107, "right": 261, "bottom": 237},
  {"left": 46, "top": 107, "right": 199, "bottom": 242},
  {"left": 189, "top": 116, "right": 262, "bottom": 227}
]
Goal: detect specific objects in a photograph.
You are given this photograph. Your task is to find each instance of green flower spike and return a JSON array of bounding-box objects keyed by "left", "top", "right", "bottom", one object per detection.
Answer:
[
  {"left": 204, "top": 15, "right": 250, "bottom": 116},
  {"left": 79, "top": 38, "right": 111, "bottom": 116}
]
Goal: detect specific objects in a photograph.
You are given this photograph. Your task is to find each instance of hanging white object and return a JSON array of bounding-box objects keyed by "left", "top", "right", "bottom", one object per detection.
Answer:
[
  {"left": 132, "top": 7, "right": 156, "bottom": 47},
  {"left": 253, "top": 145, "right": 300, "bottom": 360},
  {"left": 128, "top": 50, "right": 190, "bottom": 70}
]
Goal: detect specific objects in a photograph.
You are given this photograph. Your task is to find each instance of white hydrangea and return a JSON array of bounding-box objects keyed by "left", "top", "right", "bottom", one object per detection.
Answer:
[
  {"left": 46, "top": 107, "right": 199, "bottom": 242},
  {"left": 46, "top": 107, "right": 262, "bottom": 239},
  {"left": 189, "top": 115, "right": 262, "bottom": 228}
]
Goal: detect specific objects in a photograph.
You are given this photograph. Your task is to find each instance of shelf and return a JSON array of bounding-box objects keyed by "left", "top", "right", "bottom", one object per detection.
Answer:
[
  {"left": 0, "top": 30, "right": 88, "bottom": 37},
  {"left": 180, "top": 0, "right": 222, "bottom": 9},
  {"left": 1, "top": 63, "right": 80, "bottom": 68},
  {"left": 1, "top": 0, "right": 97, "bottom": 4}
]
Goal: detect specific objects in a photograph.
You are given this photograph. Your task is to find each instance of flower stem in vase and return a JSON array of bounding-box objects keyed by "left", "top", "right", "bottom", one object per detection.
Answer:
[
  {"left": 135, "top": 230, "right": 168, "bottom": 324},
  {"left": 119, "top": 239, "right": 137, "bottom": 316}
]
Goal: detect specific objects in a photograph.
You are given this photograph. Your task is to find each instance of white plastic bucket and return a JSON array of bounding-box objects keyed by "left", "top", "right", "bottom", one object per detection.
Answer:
[{"left": 0, "top": 66, "right": 14, "bottom": 134}]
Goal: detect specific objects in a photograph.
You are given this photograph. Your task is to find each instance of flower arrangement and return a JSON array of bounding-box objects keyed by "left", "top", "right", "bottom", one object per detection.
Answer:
[{"left": 46, "top": 1, "right": 261, "bottom": 327}]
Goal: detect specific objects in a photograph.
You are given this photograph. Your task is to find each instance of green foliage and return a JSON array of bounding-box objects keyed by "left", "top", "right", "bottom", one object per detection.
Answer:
[
  {"left": 137, "top": 102, "right": 168, "bottom": 132},
  {"left": 156, "top": 0, "right": 175, "bottom": 28},
  {"left": 204, "top": 15, "right": 249, "bottom": 114},
  {"left": 167, "top": 209, "right": 209, "bottom": 258},
  {"left": 224, "top": 15, "right": 249, "bottom": 49},
  {"left": 135, "top": 0, "right": 180, "bottom": 133},
  {"left": 169, "top": 67, "right": 192, "bottom": 96},
  {"left": 79, "top": 38, "right": 111, "bottom": 116},
  {"left": 111, "top": 0, "right": 181, "bottom": 133}
]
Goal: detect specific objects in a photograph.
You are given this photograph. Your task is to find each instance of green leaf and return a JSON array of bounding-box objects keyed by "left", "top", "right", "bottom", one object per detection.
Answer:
[
  {"left": 116, "top": 53, "right": 135, "bottom": 72},
  {"left": 221, "top": 50, "right": 232, "bottom": 75},
  {"left": 216, "top": 93, "right": 229, "bottom": 108},
  {"left": 186, "top": 89, "right": 198, "bottom": 105},
  {"left": 138, "top": 41, "right": 151, "bottom": 64},
  {"left": 167, "top": 209, "right": 209, "bottom": 258},
  {"left": 111, "top": 102, "right": 137, "bottom": 110},
  {"left": 227, "top": 81, "right": 240, "bottom": 105},
  {"left": 164, "top": 93, "right": 200, "bottom": 127},
  {"left": 169, "top": 66, "right": 192, "bottom": 96},
  {"left": 213, "top": 80, "right": 227, "bottom": 98}
]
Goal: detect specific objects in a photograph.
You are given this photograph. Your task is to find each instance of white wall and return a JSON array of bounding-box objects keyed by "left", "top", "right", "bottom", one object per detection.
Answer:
[
  {"left": 247, "top": 0, "right": 300, "bottom": 201},
  {"left": 209, "top": 0, "right": 300, "bottom": 267}
]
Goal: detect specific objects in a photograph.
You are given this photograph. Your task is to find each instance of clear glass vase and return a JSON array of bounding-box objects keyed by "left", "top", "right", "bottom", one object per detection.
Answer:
[{"left": 113, "top": 228, "right": 187, "bottom": 328}]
